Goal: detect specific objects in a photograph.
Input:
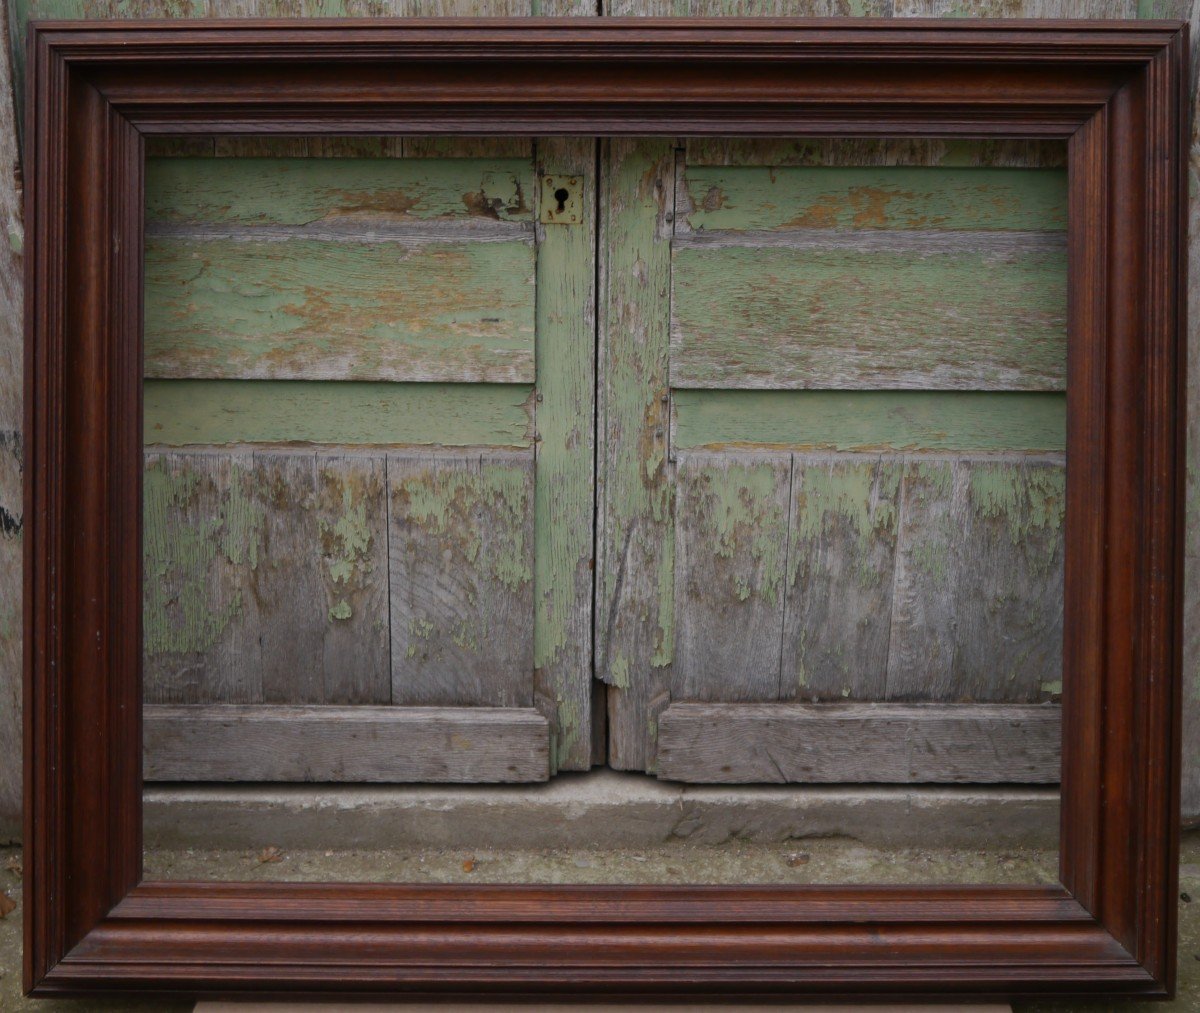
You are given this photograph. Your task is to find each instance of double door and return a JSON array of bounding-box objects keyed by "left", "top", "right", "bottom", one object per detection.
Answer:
[{"left": 143, "top": 136, "right": 1067, "bottom": 786}]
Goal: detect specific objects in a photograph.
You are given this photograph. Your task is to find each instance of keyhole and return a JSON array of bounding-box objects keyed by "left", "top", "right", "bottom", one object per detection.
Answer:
[{"left": 554, "top": 187, "right": 569, "bottom": 213}]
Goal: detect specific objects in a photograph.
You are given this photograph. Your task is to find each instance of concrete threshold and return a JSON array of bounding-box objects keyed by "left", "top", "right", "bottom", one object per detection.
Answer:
[{"left": 144, "top": 769, "right": 1059, "bottom": 851}]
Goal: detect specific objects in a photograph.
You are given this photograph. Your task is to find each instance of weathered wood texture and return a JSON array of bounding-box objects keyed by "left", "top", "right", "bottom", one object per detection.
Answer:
[
  {"left": 671, "top": 162, "right": 1068, "bottom": 391},
  {"left": 145, "top": 235, "right": 535, "bottom": 382},
  {"left": 673, "top": 452, "right": 792, "bottom": 702},
  {"left": 595, "top": 139, "right": 677, "bottom": 772},
  {"left": 144, "top": 704, "right": 550, "bottom": 782},
  {"left": 0, "top": 0, "right": 19, "bottom": 841},
  {"left": 671, "top": 451, "right": 1065, "bottom": 706},
  {"left": 144, "top": 447, "right": 546, "bottom": 714},
  {"left": 143, "top": 449, "right": 392, "bottom": 705},
  {"left": 532, "top": 138, "right": 599, "bottom": 770},
  {"left": 656, "top": 702, "right": 1061, "bottom": 784},
  {"left": 389, "top": 449, "right": 535, "bottom": 708}
]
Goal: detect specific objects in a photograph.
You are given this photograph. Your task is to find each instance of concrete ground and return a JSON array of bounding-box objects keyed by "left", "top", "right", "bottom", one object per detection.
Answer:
[{"left": 0, "top": 835, "right": 1198, "bottom": 1011}]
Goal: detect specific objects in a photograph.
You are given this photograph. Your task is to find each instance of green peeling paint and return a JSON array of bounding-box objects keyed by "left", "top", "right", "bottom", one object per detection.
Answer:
[
  {"left": 683, "top": 166, "right": 1067, "bottom": 233},
  {"left": 969, "top": 463, "right": 1066, "bottom": 543},
  {"left": 672, "top": 244, "right": 1067, "bottom": 390},
  {"left": 673, "top": 390, "right": 1066, "bottom": 453},
  {"left": 321, "top": 486, "right": 373, "bottom": 586},
  {"left": 399, "top": 463, "right": 532, "bottom": 592},
  {"left": 698, "top": 463, "right": 788, "bottom": 607},
  {"left": 328, "top": 600, "right": 352, "bottom": 621},
  {"left": 145, "top": 380, "right": 533, "bottom": 447},
  {"left": 146, "top": 157, "right": 533, "bottom": 226},
  {"left": 144, "top": 236, "right": 535, "bottom": 383}
]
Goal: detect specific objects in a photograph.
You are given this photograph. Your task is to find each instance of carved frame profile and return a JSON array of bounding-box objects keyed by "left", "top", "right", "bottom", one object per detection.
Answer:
[{"left": 22, "top": 17, "right": 1188, "bottom": 1002}]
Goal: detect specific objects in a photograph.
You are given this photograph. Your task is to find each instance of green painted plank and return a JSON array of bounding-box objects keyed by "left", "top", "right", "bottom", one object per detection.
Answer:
[
  {"left": 671, "top": 390, "right": 1066, "bottom": 452},
  {"left": 681, "top": 166, "right": 1067, "bottom": 233},
  {"left": 144, "top": 237, "right": 536, "bottom": 383},
  {"left": 145, "top": 380, "right": 533, "bottom": 447},
  {"left": 146, "top": 157, "right": 533, "bottom": 225},
  {"left": 670, "top": 244, "right": 1067, "bottom": 390},
  {"left": 532, "top": 138, "right": 598, "bottom": 771}
]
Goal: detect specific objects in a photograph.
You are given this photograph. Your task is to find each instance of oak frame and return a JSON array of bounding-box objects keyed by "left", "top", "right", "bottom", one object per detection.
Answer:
[{"left": 22, "top": 17, "right": 1187, "bottom": 1002}]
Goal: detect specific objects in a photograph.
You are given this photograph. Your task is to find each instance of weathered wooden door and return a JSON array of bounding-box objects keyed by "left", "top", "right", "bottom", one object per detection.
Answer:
[
  {"left": 596, "top": 138, "right": 1068, "bottom": 783},
  {"left": 142, "top": 138, "right": 599, "bottom": 782}
]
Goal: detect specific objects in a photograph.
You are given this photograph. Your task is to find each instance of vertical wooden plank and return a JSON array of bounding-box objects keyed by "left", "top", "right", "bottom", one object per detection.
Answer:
[
  {"left": 0, "top": 0, "right": 22, "bottom": 836},
  {"left": 672, "top": 451, "right": 791, "bottom": 702},
  {"left": 251, "top": 452, "right": 390, "bottom": 705},
  {"left": 782, "top": 454, "right": 902, "bottom": 702},
  {"left": 950, "top": 457, "right": 1065, "bottom": 702},
  {"left": 253, "top": 453, "right": 325, "bottom": 703},
  {"left": 389, "top": 450, "right": 535, "bottom": 708},
  {"left": 595, "top": 138, "right": 676, "bottom": 770},
  {"left": 533, "top": 137, "right": 598, "bottom": 771},
  {"left": 885, "top": 457, "right": 1065, "bottom": 703},
  {"left": 142, "top": 451, "right": 264, "bottom": 705}
]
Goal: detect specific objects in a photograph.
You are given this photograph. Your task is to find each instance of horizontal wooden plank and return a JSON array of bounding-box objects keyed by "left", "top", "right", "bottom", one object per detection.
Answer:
[
  {"left": 656, "top": 702, "right": 1061, "bottom": 784},
  {"left": 144, "top": 380, "right": 533, "bottom": 447},
  {"left": 683, "top": 138, "right": 1067, "bottom": 169},
  {"left": 670, "top": 243, "right": 1066, "bottom": 390},
  {"left": 144, "top": 705, "right": 550, "bottom": 782},
  {"left": 680, "top": 166, "right": 1067, "bottom": 234},
  {"left": 144, "top": 236, "right": 535, "bottom": 383},
  {"left": 145, "top": 156, "right": 533, "bottom": 225},
  {"left": 671, "top": 390, "right": 1066, "bottom": 453}
]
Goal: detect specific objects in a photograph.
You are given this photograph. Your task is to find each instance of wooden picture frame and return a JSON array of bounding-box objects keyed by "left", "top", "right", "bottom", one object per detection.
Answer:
[{"left": 22, "top": 17, "right": 1187, "bottom": 1002}]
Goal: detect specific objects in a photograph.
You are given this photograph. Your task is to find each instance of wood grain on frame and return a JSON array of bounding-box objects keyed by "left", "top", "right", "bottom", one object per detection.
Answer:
[{"left": 21, "top": 18, "right": 1187, "bottom": 1004}]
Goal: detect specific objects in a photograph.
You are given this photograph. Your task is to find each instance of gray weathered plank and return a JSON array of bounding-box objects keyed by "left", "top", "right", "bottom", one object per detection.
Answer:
[
  {"left": 143, "top": 450, "right": 264, "bottom": 704},
  {"left": 0, "top": 0, "right": 22, "bottom": 838},
  {"left": 252, "top": 451, "right": 391, "bottom": 705},
  {"left": 144, "top": 704, "right": 550, "bottom": 782},
  {"left": 389, "top": 449, "right": 535, "bottom": 707},
  {"left": 672, "top": 450, "right": 792, "bottom": 702},
  {"left": 656, "top": 702, "right": 1062, "bottom": 784},
  {"left": 782, "top": 454, "right": 903, "bottom": 702},
  {"left": 143, "top": 449, "right": 391, "bottom": 706},
  {"left": 885, "top": 456, "right": 1065, "bottom": 703},
  {"left": 595, "top": 138, "right": 677, "bottom": 771}
]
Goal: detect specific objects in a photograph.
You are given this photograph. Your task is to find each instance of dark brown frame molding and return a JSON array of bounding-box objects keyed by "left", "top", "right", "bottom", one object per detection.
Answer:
[{"left": 22, "top": 17, "right": 1188, "bottom": 1002}]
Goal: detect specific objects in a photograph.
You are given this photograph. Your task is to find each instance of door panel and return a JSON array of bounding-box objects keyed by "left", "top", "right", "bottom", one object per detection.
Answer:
[
  {"left": 598, "top": 138, "right": 1068, "bottom": 782},
  {"left": 142, "top": 138, "right": 597, "bottom": 781}
]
